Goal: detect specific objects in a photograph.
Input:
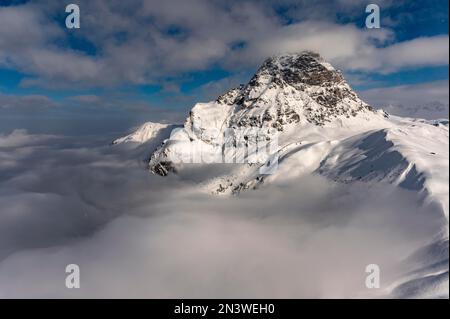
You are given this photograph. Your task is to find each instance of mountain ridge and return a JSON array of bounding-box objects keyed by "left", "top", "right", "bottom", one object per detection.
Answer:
[
  {"left": 113, "top": 51, "right": 449, "bottom": 298},
  {"left": 144, "top": 51, "right": 384, "bottom": 176}
]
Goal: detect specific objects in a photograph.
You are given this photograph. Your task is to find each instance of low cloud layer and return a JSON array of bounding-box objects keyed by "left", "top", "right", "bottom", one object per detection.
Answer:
[
  {"left": 360, "top": 80, "right": 449, "bottom": 119},
  {"left": 0, "top": 130, "right": 444, "bottom": 298}
]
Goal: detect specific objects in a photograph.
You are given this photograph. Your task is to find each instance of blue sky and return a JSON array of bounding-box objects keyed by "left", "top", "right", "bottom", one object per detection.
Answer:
[{"left": 0, "top": 0, "right": 448, "bottom": 134}]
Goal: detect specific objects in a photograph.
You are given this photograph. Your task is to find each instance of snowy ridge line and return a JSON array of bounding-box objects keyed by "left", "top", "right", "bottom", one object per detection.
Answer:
[{"left": 112, "top": 122, "right": 171, "bottom": 145}]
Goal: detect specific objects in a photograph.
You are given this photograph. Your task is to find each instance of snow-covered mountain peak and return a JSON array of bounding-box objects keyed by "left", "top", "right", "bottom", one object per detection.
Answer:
[
  {"left": 210, "top": 51, "right": 374, "bottom": 131},
  {"left": 142, "top": 52, "right": 386, "bottom": 176},
  {"left": 112, "top": 52, "right": 449, "bottom": 297},
  {"left": 112, "top": 51, "right": 449, "bottom": 299},
  {"left": 252, "top": 51, "right": 342, "bottom": 88},
  {"left": 112, "top": 122, "right": 170, "bottom": 144}
]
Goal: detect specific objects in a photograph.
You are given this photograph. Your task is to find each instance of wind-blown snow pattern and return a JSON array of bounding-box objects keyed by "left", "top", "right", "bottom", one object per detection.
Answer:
[{"left": 114, "top": 51, "right": 449, "bottom": 298}]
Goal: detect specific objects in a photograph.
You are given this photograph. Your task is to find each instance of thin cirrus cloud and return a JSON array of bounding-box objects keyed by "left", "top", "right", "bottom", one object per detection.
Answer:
[{"left": 0, "top": 1, "right": 448, "bottom": 89}]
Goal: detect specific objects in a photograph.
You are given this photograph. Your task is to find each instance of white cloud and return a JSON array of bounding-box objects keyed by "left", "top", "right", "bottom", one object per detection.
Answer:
[
  {"left": 0, "top": 1, "right": 448, "bottom": 88},
  {"left": 230, "top": 21, "right": 394, "bottom": 67},
  {"left": 0, "top": 5, "right": 60, "bottom": 51},
  {"left": 346, "top": 35, "right": 450, "bottom": 72},
  {"left": 0, "top": 129, "right": 57, "bottom": 148},
  {"left": 359, "top": 80, "right": 449, "bottom": 119}
]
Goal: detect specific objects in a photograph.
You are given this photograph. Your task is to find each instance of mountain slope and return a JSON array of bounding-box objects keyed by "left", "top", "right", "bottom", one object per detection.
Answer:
[
  {"left": 112, "top": 122, "right": 172, "bottom": 145},
  {"left": 147, "top": 51, "right": 383, "bottom": 176},
  {"left": 318, "top": 120, "right": 449, "bottom": 219},
  {"left": 113, "top": 51, "right": 449, "bottom": 298},
  {"left": 113, "top": 52, "right": 448, "bottom": 221}
]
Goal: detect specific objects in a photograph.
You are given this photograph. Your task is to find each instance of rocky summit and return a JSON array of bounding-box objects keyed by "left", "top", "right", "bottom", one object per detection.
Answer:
[{"left": 214, "top": 51, "right": 373, "bottom": 129}]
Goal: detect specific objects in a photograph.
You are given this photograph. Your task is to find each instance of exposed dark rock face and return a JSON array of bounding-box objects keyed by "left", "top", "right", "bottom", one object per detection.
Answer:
[
  {"left": 216, "top": 85, "right": 245, "bottom": 105},
  {"left": 150, "top": 161, "right": 175, "bottom": 176},
  {"left": 255, "top": 51, "right": 344, "bottom": 87}
]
